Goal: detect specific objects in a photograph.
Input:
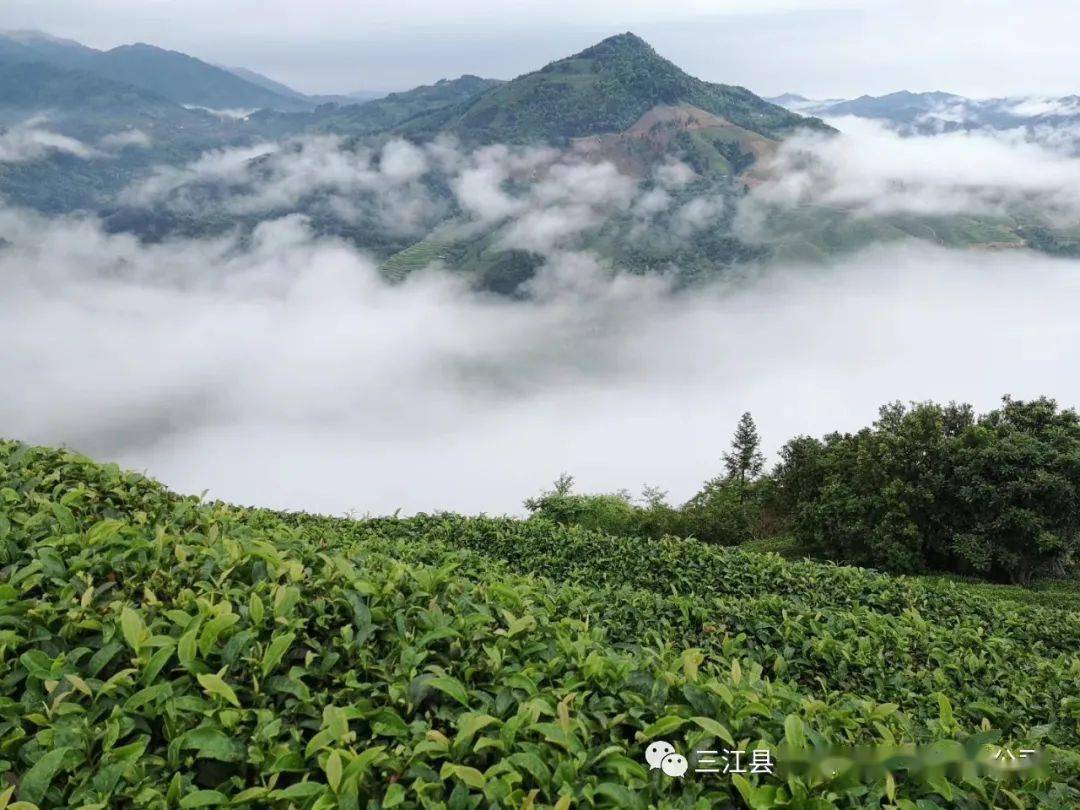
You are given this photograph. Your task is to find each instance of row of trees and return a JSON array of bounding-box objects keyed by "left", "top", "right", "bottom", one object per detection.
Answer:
[{"left": 524, "top": 398, "right": 1080, "bottom": 584}]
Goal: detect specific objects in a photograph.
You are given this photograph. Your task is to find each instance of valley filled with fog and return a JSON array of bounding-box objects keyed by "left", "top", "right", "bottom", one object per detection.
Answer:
[
  {"left": 5, "top": 28, "right": 1080, "bottom": 515},
  {"left": 5, "top": 112, "right": 1080, "bottom": 514}
]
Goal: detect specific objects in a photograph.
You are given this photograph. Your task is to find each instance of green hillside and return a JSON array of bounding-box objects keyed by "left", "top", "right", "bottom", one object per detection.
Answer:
[
  {"left": 0, "top": 31, "right": 307, "bottom": 112},
  {"left": 0, "top": 30, "right": 100, "bottom": 71},
  {"left": 399, "top": 33, "right": 829, "bottom": 144},
  {"left": 0, "top": 438, "right": 1076, "bottom": 807},
  {"left": 0, "top": 60, "right": 185, "bottom": 121},
  {"left": 308, "top": 76, "right": 504, "bottom": 136},
  {"left": 0, "top": 61, "right": 266, "bottom": 215},
  {"left": 2, "top": 31, "right": 1077, "bottom": 284},
  {"left": 88, "top": 44, "right": 308, "bottom": 111}
]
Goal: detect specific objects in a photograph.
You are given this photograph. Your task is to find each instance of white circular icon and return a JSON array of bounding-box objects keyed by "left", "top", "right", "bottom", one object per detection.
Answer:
[
  {"left": 660, "top": 752, "right": 688, "bottom": 778},
  {"left": 645, "top": 741, "right": 676, "bottom": 770}
]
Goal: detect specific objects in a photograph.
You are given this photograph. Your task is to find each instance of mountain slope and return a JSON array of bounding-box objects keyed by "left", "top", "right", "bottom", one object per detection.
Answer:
[
  {"left": 0, "top": 29, "right": 98, "bottom": 70},
  {"left": 401, "top": 33, "right": 828, "bottom": 144},
  {"left": 305, "top": 74, "right": 504, "bottom": 135},
  {"left": 0, "top": 32, "right": 308, "bottom": 112},
  {"left": 0, "top": 60, "right": 266, "bottom": 216},
  {"left": 90, "top": 43, "right": 308, "bottom": 111},
  {"left": 0, "top": 60, "right": 193, "bottom": 123}
]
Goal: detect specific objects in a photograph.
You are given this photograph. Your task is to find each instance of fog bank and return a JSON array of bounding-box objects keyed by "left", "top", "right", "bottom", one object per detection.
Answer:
[{"left": 2, "top": 206, "right": 1079, "bottom": 515}]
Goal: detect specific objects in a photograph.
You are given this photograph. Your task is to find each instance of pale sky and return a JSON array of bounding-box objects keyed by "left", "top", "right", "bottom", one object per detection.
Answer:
[{"left": 3, "top": 0, "right": 1078, "bottom": 98}]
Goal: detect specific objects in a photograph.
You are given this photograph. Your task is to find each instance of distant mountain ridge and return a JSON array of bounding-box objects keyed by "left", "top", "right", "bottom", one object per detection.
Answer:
[
  {"left": 0, "top": 28, "right": 852, "bottom": 292},
  {"left": 221, "top": 65, "right": 389, "bottom": 107},
  {"left": 0, "top": 30, "right": 310, "bottom": 111},
  {"left": 768, "top": 89, "right": 1080, "bottom": 134},
  {"left": 0, "top": 29, "right": 825, "bottom": 144}
]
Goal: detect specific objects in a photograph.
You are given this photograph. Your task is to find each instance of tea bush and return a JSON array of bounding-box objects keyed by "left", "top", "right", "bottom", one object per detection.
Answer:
[{"left": 0, "top": 440, "right": 1077, "bottom": 808}]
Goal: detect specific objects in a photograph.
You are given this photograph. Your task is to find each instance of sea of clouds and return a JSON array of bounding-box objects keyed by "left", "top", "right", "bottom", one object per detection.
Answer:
[{"left": 4, "top": 114, "right": 1080, "bottom": 514}]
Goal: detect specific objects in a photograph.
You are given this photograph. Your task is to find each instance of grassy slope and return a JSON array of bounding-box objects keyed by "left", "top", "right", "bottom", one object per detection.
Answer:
[{"left": 0, "top": 440, "right": 1077, "bottom": 808}]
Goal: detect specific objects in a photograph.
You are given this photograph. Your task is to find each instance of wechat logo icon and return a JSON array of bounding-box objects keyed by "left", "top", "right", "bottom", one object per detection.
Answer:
[{"left": 645, "top": 740, "right": 689, "bottom": 778}]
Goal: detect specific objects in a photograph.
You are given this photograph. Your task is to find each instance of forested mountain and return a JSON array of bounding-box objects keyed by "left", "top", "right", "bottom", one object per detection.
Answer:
[
  {"left": 89, "top": 44, "right": 311, "bottom": 111},
  {"left": 0, "top": 29, "right": 100, "bottom": 69},
  {"left": 0, "top": 60, "right": 175, "bottom": 117},
  {"left": 814, "top": 90, "right": 963, "bottom": 124},
  {"left": 0, "top": 31, "right": 309, "bottom": 111},
  {"left": 401, "top": 33, "right": 827, "bottom": 144},
  {"left": 5, "top": 30, "right": 1078, "bottom": 292}
]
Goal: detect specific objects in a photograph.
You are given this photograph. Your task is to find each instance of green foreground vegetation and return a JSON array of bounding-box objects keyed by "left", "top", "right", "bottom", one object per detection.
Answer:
[
  {"left": 528, "top": 398, "right": 1080, "bottom": 587},
  {"left": 0, "top": 438, "right": 1078, "bottom": 808}
]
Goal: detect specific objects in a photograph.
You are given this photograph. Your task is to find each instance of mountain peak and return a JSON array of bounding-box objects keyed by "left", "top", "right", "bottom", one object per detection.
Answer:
[
  {"left": 402, "top": 31, "right": 826, "bottom": 144},
  {"left": 559, "top": 31, "right": 670, "bottom": 73},
  {"left": 578, "top": 31, "right": 655, "bottom": 55},
  {"left": 109, "top": 42, "right": 175, "bottom": 56}
]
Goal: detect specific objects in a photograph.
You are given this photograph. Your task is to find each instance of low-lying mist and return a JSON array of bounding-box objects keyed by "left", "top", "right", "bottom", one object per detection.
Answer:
[{"left": 3, "top": 204, "right": 1079, "bottom": 515}]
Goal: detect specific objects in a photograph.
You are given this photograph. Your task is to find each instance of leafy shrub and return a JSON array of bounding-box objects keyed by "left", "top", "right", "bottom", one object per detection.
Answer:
[
  {"left": 523, "top": 474, "right": 646, "bottom": 537},
  {"left": 525, "top": 412, "right": 776, "bottom": 546},
  {"left": 2, "top": 440, "right": 1078, "bottom": 807},
  {"left": 678, "top": 476, "right": 783, "bottom": 546},
  {"left": 776, "top": 397, "right": 1080, "bottom": 583}
]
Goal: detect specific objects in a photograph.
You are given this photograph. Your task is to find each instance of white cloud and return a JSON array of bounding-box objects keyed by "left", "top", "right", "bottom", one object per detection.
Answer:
[
  {"left": 123, "top": 134, "right": 650, "bottom": 254},
  {"left": 451, "top": 144, "right": 555, "bottom": 222},
  {"left": 182, "top": 105, "right": 258, "bottom": 120},
  {"left": 378, "top": 138, "right": 430, "bottom": 182},
  {"left": 673, "top": 195, "right": 724, "bottom": 237},
  {"left": 123, "top": 142, "right": 279, "bottom": 204},
  {"left": 11, "top": 108, "right": 1080, "bottom": 518},
  {"left": 654, "top": 158, "right": 697, "bottom": 189},
  {"left": 122, "top": 136, "right": 451, "bottom": 235},
  {"left": 1003, "top": 96, "right": 1080, "bottom": 118},
  {"left": 634, "top": 187, "right": 673, "bottom": 217},
  {"left": 99, "top": 129, "right": 152, "bottom": 150},
  {"left": 3, "top": 203, "right": 1080, "bottom": 516},
  {"left": 0, "top": 120, "right": 100, "bottom": 163},
  {"left": 740, "top": 116, "right": 1080, "bottom": 228}
]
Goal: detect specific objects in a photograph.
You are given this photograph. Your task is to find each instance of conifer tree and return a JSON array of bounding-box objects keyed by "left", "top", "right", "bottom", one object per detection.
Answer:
[{"left": 724, "top": 411, "right": 765, "bottom": 487}]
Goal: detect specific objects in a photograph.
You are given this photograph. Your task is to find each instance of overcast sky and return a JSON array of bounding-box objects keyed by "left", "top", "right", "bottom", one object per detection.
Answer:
[{"left": 3, "top": 0, "right": 1078, "bottom": 97}]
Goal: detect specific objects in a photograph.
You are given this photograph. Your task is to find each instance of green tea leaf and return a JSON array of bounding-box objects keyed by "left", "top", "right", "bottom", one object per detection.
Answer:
[
  {"left": 440, "top": 763, "right": 486, "bottom": 790},
  {"left": 197, "top": 672, "right": 241, "bottom": 708},
  {"left": 784, "top": 714, "right": 807, "bottom": 749},
  {"left": 324, "top": 750, "right": 343, "bottom": 793},
  {"left": 18, "top": 746, "right": 72, "bottom": 804},
  {"left": 120, "top": 606, "right": 148, "bottom": 652},
  {"left": 260, "top": 631, "right": 295, "bottom": 677},
  {"left": 642, "top": 715, "right": 686, "bottom": 738},
  {"left": 427, "top": 675, "right": 470, "bottom": 707},
  {"left": 691, "top": 716, "right": 735, "bottom": 746},
  {"left": 180, "top": 790, "right": 228, "bottom": 807}
]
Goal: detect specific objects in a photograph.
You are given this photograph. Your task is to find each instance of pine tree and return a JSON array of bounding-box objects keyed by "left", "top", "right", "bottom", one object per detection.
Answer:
[{"left": 723, "top": 412, "right": 765, "bottom": 487}]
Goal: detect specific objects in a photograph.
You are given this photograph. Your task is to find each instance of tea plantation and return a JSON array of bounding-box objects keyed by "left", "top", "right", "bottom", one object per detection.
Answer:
[{"left": 0, "top": 440, "right": 1077, "bottom": 808}]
